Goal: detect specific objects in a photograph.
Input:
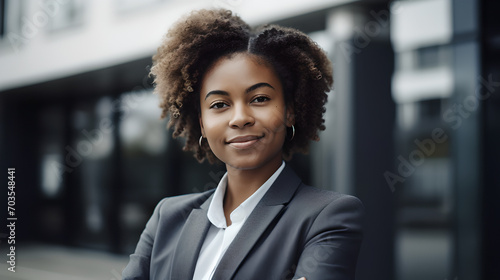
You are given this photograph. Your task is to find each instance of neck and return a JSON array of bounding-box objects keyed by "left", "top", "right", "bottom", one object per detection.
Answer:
[{"left": 223, "top": 157, "right": 282, "bottom": 225}]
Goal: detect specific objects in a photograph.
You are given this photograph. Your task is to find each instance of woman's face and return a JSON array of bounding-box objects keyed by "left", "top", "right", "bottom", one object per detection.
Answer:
[{"left": 199, "top": 53, "right": 294, "bottom": 171}]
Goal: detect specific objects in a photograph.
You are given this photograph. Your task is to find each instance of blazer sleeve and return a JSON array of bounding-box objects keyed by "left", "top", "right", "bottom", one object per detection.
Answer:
[
  {"left": 122, "top": 198, "right": 166, "bottom": 280},
  {"left": 293, "top": 195, "right": 364, "bottom": 280}
]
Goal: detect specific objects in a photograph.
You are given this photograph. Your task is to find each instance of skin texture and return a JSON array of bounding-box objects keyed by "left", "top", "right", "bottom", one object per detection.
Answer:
[{"left": 199, "top": 53, "right": 295, "bottom": 225}]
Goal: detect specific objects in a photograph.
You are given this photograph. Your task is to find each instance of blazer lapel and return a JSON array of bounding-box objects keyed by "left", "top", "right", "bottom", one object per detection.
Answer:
[
  {"left": 170, "top": 195, "right": 212, "bottom": 280},
  {"left": 212, "top": 165, "right": 302, "bottom": 279}
]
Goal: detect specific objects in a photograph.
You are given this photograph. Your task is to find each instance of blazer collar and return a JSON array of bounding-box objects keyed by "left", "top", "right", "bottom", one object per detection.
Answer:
[
  {"left": 213, "top": 164, "right": 302, "bottom": 279},
  {"left": 170, "top": 193, "right": 213, "bottom": 280},
  {"left": 261, "top": 164, "right": 302, "bottom": 205}
]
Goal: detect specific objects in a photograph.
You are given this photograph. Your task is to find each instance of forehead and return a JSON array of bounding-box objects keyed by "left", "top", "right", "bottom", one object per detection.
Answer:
[{"left": 201, "top": 53, "right": 282, "bottom": 92}]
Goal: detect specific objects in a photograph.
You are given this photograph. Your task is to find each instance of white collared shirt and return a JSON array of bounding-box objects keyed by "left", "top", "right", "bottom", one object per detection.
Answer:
[{"left": 192, "top": 161, "right": 286, "bottom": 280}]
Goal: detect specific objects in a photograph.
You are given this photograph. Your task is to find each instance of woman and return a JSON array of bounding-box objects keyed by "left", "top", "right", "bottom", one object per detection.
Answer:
[{"left": 123, "top": 9, "right": 363, "bottom": 280}]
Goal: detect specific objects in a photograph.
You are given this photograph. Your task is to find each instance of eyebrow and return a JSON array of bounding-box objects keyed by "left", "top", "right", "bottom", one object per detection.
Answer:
[{"left": 204, "top": 82, "right": 275, "bottom": 100}]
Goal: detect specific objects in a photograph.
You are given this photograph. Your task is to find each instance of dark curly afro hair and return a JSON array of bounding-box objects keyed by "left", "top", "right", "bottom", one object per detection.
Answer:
[{"left": 151, "top": 9, "right": 333, "bottom": 164}]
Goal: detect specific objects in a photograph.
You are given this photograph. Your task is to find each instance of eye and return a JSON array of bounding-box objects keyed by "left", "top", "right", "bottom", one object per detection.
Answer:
[
  {"left": 210, "top": 102, "right": 229, "bottom": 109},
  {"left": 251, "top": 96, "right": 270, "bottom": 103}
]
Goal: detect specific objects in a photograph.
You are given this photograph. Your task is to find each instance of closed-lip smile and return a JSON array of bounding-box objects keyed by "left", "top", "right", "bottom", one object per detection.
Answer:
[{"left": 226, "top": 135, "right": 263, "bottom": 149}]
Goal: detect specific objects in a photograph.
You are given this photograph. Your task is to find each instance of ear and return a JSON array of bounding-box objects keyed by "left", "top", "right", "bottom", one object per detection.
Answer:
[
  {"left": 285, "top": 104, "right": 295, "bottom": 127},
  {"left": 199, "top": 114, "right": 206, "bottom": 137}
]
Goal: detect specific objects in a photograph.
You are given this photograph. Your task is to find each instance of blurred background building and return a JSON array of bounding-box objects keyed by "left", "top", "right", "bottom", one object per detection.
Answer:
[{"left": 0, "top": 0, "right": 498, "bottom": 279}]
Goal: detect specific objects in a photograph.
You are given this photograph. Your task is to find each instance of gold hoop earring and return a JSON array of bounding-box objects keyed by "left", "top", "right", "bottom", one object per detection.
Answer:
[
  {"left": 199, "top": 136, "right": 203, "bottom": 147},
  {"left": 290, "top": 125, "right": 295, "bottom": 141}
]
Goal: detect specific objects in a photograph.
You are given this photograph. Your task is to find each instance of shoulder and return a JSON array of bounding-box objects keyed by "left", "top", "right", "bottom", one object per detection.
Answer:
[
  {"left": 293, "top": 184, "right": 364, "bottom": 213},
  {"left": 153, "top": 189, "right": 214, "bottom": 217},
  {"left": 140, "top": 189, "right": 214, "bottom": 238},
  {"left": 289, "top": 184, "right": 364, "bottom": 232}
]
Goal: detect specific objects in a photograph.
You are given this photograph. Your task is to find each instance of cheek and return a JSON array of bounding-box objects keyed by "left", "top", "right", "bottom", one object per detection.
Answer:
[
  {"left": 203, "top": 122, "right": 218, "bottom": 136},
  {"left": 264, "top": 107, "right": 288, "bottom": 134},
  {"left": 201, "top": 116, "right": 225, "bottom": 139}
]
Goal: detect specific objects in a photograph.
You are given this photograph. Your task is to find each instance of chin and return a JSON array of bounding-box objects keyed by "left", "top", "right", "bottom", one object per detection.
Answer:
[
  {"left": 225, "top": 160, "right": 262, "bottom": 171},
  {"left": 223, "top": 153, "right": 282, "bottom": 172}
]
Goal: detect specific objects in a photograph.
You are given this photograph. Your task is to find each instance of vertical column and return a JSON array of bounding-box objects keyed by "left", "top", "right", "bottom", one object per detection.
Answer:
[
  {"left": 451, "top": 0, "right": 482, "bottom": 279},
  {"left": 327, "top": 3, "right": 395, "bottom": 280},
  {"left": 480, "top": 0, "right": 500, "bottom": 278}
]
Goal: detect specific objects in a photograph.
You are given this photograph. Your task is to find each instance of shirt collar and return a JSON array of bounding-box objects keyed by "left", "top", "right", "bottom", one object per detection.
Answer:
[{"left": 207, "top": 161, "right": 286, "bottom": 229}]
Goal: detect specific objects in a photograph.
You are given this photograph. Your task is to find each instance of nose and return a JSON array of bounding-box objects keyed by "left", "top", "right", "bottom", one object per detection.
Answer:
[{"left": 229, "top": 103, "right": 254, "bottom": 128}]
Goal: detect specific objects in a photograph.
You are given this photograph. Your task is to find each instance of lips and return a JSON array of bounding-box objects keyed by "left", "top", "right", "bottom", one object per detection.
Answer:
[{"left": 226, "top": 135, "right": 263, "bottom": 149}]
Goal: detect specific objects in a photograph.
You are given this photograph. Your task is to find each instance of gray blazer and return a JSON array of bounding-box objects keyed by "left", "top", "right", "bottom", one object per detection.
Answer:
[{"left": 122, "top": 165, "right": 363, "bottom": 280}]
